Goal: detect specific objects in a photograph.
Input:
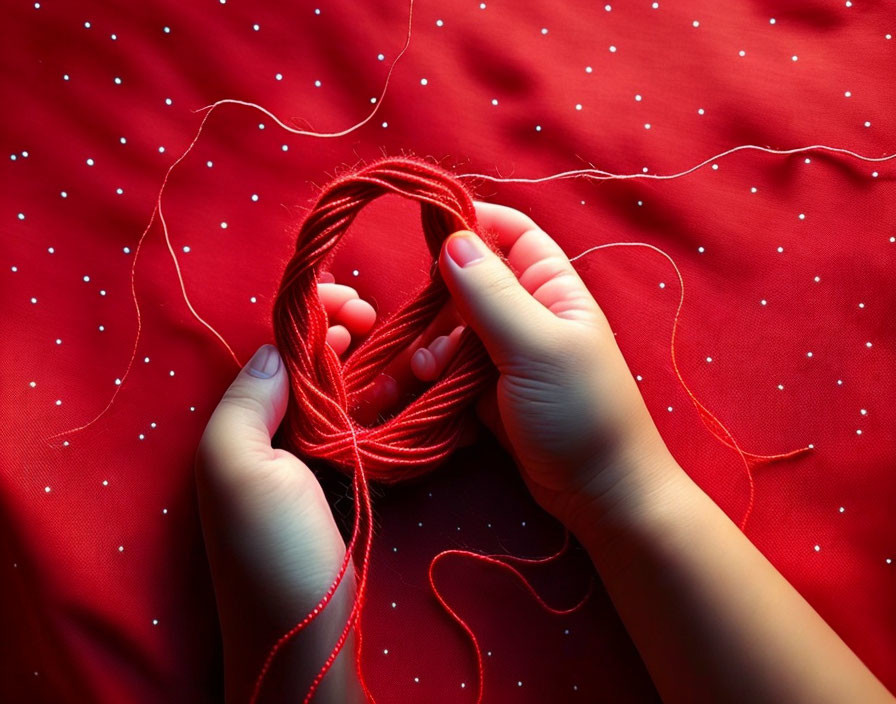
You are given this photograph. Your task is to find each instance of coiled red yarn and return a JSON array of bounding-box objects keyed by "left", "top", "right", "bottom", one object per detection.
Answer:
[
  {"left": 272, "top": 155, "right": 498, "bottom": 482},
  {"left": 252, "top": 156, "right": 502, "bottom": 704}
]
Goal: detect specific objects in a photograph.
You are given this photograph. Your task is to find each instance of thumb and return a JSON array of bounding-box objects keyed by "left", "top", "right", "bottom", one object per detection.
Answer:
[
  {"left": 196, "top": 344, "right": 289, "bottom": 480},
  {"left": 439, "top": 230, "right": 551, "bottom": 366}
]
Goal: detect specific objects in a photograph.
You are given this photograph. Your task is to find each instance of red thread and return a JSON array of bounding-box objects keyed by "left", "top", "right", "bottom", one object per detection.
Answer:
[{"left": 255, "top": 156, "right": 501, "bottom": 703}]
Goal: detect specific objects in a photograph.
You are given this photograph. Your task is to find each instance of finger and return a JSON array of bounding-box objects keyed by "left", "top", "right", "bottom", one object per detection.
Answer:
[
  {"left": 410, "top": 325, "right": 465, "bottom": 382},
  {"left": 440, "top": 230, "right": 551, "bottom": 364},
  {"left": 473, "top": 201, "right": 601, "bottom": 324},
  {"left": 317, "top": 283, "right": 360, "bottom": 318},
  {"left": 326, "top": 325, "right": 351, "bottom": 356},
  {"left": 196, "top": 345, "right": 289, "bottom": 484},
  {"left": 336, "top": 298, "right": 376, "bottom": 337}
]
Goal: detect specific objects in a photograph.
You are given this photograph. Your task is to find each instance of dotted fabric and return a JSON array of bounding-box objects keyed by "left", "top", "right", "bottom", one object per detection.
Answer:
[{"left": 2, "top": 1, "right": 894, "bottom": 702}]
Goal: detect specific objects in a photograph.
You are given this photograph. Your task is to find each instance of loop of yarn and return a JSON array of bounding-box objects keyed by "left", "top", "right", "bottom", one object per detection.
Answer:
[{"left": 272, "top": 156, "right": 499, "bottom": 483}]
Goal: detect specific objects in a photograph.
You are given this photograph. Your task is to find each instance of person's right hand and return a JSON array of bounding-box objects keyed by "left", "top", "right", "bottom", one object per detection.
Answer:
[{"left": 412, "top": 201, "right": 684, "bottom": 536}]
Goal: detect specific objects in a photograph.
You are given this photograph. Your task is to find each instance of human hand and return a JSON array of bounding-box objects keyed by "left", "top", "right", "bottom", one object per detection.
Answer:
[
  {"left": 412, "top": 201, "right": 684, "bottom": 537},
  {"left": 194, "top": 276, "right": 388, "bottom": 704}
]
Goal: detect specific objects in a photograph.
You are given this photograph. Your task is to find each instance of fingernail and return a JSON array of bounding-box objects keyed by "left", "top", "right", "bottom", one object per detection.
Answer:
[
  {"left": 445, "top": 231, "right": 486, "bottom": 268},
  {"left": 247, "top": 344, "right": 280, "bottom": 379}
]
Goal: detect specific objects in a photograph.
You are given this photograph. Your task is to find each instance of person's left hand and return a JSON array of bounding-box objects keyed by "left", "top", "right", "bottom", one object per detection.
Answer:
[{"left": 195, "top": 272, "right": 469, "bottom": 703}]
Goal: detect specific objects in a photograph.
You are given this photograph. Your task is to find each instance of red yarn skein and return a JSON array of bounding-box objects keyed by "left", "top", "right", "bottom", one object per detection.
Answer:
[{"left": 272, "top": 156, "right": 498, "bottom": 482}]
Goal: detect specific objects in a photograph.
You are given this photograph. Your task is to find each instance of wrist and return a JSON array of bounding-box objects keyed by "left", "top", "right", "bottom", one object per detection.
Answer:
[{"left": 562, "top": 446, "right": 698, "bottom": 560}]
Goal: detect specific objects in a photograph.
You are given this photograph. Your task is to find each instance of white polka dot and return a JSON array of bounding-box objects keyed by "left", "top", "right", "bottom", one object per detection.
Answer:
[
  {"left": 698, "top": 246, "right": 705, "bottom": 253},
  {"left": 381, "top": 122, "right": 387, "bottom": 129},
  {"left": 377, "top": 53, "right": 385, "bottom": 61},
  {"left": 314, "top": 79, "right": 321, "bottom": 87},
  {"left": 206, "top": 160, "right": 213, "bottom": 167},
  {"left": 798, "top": 213, "right": 806, "bottom": 220},
  {"left": 436, "top": 19, "right": 443, "bottom": 27},
  {"left": 251, "top": 194, "right": 259, "bottom": 202},
  {"left": 814, "top": 275, "right": 820, "bottom": 282},
  {"left": 45, "top": 486, "right": 51, "bottom": 493},
  {"left": 706, "top": 357, "right": 712, "bottom": 363},
  {"left": 163, "top": 26, "right": 170, "bottom": 33},
  {"left": 609, "top": 45, "right": 617, "bottom": 52},
  {"left": 697, "top": 108, "right": 704, "bottom": 115},
  {"left": 535, "top": 125, "right": 542, "bottom": 131},
  {"left": 420, "top": 78, "right": 428, "bottom": 86},
  {"left": 738, "top": 50, "right": 746, "bottom": 57},
  {"left": 814, "top": 544, "right": 820, "bottom": 552},
  {"left": 667, "top": 406, "right": 673, "bottom": 412},
  {"left": 220, "top": 222, "right": 227, "bottom": 229},
  {"left": 770, "top": 18, "right": 776, "bottom": 24},
  {"left": 120, "top": 137, "right": 127, "bottom": 144},
  {"left": 123, "top": 247, "right": 130, "bottom": 254},
  {"left": 491, "top": 98, "right": 499, "bottom": 105},
  {"left": 751, "top": 186, "right": 758, "bottom": 193},
  {"left": 540, "top": 27, "right": 548, "bottom": 34},
  {"left": 114, "top": 77, "right": 122, "bottom": 85},
  {"left": 844, "top": 91, "right": 851, "bottom": 97},
  {"left": 634, "top": 94, "right": 642, "bottom": 101},
  {"left": 158, "top": 146, "right": 165, "bottom": 153},
  {"left": 692, "top": 20, "right": 700, "bottom": 27},
  {"left": 165, "top": 98, "right": 172, "bottom": 105},
  {"left": 575, "top": 104, "right": 582, "bottom": 110},
  {"left": 253, "top": 24, "right": 259, "bottom": 31},
  {"left": 275, "top": 73, "right": 283, "bottom": 80},
  {"left": 182, "top": 246, "right": 190, "bottom": 253},
  {"left": 864, "top": 121, "right": 871, "bottom": 128},
  {"left": 777, "top": 246, "right": 784, "bottom": 253},
  {"left": 86, "top": 158, "right": 95, "bottom": 166},
  {"left": 791, "top": 55, "right": 798, "bottom": 61},
  {"left": 644, "top": 123, "right": 651, "bottom": 129},
  {"left": 250, "top": 296, "right": 257, "bottom": 303},
  {"left": 585, "top": 66, "right": 593, "bottom": 73}
]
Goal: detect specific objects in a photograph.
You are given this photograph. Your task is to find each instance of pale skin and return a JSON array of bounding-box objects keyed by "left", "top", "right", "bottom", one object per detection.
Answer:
[{"left": 195, "top": 201, "right": 895, "bottom": 703}]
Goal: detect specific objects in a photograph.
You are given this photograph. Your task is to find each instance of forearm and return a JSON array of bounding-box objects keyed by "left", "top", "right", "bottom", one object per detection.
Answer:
[{"left": 573, "top": 455, "right": 894, "bottom": 704}]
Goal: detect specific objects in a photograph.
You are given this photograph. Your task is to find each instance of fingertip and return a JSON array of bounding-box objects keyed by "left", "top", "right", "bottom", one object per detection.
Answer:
[
  {"left": 325, "top": 325, "right": 351, "bottom": 356},
  {"left": 318, "top": 271, "right": 336, "bottom": 284},
  {"left": 340, "top": 298, "right": 377, "bottom": 336},
  {"left": 411, "top": 347, "right": 436, "bottom": 381}
]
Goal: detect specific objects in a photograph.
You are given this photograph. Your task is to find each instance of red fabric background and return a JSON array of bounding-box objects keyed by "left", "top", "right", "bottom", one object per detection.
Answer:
[{"left": 2, "top": 0, "right": 894, "bottom": 702}]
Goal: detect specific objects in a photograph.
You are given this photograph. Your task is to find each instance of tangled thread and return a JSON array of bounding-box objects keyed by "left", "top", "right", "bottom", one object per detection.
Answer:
[{"left": 272, "top": 156, "right": 498, "bottom": 482}]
